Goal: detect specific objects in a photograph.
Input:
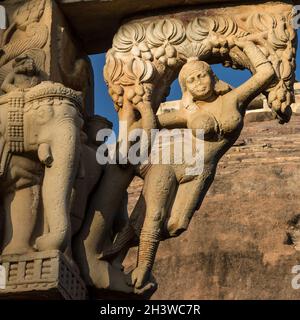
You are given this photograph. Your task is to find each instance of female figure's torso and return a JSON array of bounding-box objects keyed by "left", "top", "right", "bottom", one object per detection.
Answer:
[{"left": 137, "top": 94, "right": 244, "bottom": 182}]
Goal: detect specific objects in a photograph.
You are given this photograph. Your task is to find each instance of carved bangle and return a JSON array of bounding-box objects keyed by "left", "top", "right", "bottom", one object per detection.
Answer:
[
  {"left": 243, "top": 46, "right": 269, "bottom": 69},
  {"left": 138, "top": 228, "right": 161, "bottom": 268},
  {"left": 254, "top": 60, "right": 272, "bottom": 69},
  {"left": 140, "top": 229, "right": 161, "bottom": 242},
  {"left": 138, "top": 239, "right": 159, "bottom": 269}
]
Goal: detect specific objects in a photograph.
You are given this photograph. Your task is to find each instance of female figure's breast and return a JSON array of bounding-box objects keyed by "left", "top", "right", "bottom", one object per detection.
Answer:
[
  {"left": 216, "top": 96, "right": 244, "bottom": 137},
  {"left": 187, "top": 109, "right": 218, "bottom": 140},
  {"left": 219, "top": 109, "right": 243, "bottom": 136}
]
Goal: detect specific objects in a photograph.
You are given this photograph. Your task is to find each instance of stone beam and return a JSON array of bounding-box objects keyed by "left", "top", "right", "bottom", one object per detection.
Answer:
[
  {"left": 56, "top": 0, "right": 298, "bottom": 53},
  {"left": 3, "top": 0, "right": 299, "bottom": 53}
]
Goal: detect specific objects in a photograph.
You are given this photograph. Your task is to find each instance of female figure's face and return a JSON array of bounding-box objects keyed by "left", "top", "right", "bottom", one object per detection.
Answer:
[{"left": 185, "top": 69, "right": 214, "bottom": 101}]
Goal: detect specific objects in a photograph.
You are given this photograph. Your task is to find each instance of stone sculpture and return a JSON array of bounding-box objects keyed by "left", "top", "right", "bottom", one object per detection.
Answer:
[
  {"left": 76, "top": 4, "right": 297, "bottom": 295},
  {"left": 0, "top": 0, "right": 47, "bottom": 91},
  {"left": 104, "top": 10, "right": 296, "bottom": 124},
  {"left": 0, "top": 0, "right": 298, "bottom": 300},
  {"left": 1, "top": 54, "right": 41, "bottom": 93},
  {"left": 70, "top": 115, "right": 114, "bottom": 237},
  {"left": 101, "top": 40, "right": 278, "bottom": 290}
]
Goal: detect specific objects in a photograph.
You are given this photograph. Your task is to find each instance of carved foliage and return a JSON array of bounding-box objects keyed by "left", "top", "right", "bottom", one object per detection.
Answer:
[
  {"left": 104, "top": 10, "right": 296, "bottom": 121},
  {"left": 147, "top": 19, "right": 185, "bottom": 66},
  {"left": 246, "top": 12, "right": 296, "bottom": 122}
]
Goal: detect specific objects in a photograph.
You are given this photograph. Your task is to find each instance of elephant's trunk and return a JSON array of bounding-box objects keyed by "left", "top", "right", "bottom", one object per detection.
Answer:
[{"left": 35, "top": 119, "right": 80, "bottom": 252}]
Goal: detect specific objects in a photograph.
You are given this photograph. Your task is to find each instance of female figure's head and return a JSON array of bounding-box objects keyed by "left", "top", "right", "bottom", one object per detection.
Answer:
[
  {"left": 179, "top": 60, "right": 231, "bottom": 104},
  {"left": 179, "top": 60, "right": 214, "bottom": 101}
]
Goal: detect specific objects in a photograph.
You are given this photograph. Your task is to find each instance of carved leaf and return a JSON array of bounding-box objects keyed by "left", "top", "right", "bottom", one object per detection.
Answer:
[
  {"left": 247, "top": 13, "right": 276, "bottom": 33},
  {"left": 113, "top": 23, "right": 146, "bottom": 53},
  {"left": 177, "top": 40, "right": 211, "bottom": 61},
  {"left": 103, "top": 51, "right": 123, "bottom": 84},
  {"left": 186, "top": 17, "right": 213, "bottom": 42},
  {"left": 123, "top": 58, "right": 154, "bottom": 85},
  {"left": 187, "top": 16, "right": 238, "bottom": 42},
  {"left": 215, "top": 16, "right": 238, "bottom": 37},
  {"left": 146, "top": 19, "right": 186, "bottom": 48}
]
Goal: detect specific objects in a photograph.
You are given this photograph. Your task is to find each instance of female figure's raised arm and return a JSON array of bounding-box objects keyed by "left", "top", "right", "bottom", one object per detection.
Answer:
[{"left": 228, "top": 41, "right": 276, "bottom": 108}]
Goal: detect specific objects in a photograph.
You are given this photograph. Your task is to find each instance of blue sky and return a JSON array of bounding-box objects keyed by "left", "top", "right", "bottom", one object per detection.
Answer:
[{"left": 90, "top": 29, "right": 300, "bottom": 132}]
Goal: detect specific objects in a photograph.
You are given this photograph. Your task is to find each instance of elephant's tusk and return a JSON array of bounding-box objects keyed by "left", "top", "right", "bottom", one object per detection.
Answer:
[{"left": 38, "top": 143, "right": 53, "bottom": 167}]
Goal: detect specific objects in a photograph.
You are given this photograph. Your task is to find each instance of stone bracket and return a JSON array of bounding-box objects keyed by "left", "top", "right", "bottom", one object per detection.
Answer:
[{"left": 104, "top": 2, "right": 297, "bottom": 124}]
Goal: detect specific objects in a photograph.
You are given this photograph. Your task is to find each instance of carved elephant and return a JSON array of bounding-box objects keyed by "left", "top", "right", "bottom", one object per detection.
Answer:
[{"left": 0, "top": 81, "right": 83, "bottom": 255}]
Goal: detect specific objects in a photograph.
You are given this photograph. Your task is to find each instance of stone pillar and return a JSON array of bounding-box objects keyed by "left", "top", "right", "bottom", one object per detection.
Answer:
[{"left": 0, "top": 0, "right": 92, "bottom": 300}]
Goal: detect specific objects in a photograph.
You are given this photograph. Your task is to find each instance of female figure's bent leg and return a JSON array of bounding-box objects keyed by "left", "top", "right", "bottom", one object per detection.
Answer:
[
  {"left": 131, "top": 164, "right": 177, "bottom": 289},
  {"left": 166, "top": 171, "right": 215, "bottom": 238}
]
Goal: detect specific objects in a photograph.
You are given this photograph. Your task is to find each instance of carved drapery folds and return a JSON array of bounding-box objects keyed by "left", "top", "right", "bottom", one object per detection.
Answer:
[{"left": 104, "top": 4, "right": 296, "bottom": 123}]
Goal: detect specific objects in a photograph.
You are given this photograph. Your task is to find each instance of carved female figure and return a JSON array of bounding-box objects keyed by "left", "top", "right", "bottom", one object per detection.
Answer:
[
  {"left": 1, "top": 54, "right": 41, "bottom": 93},
  {"left": 105, "top": 40, "right": 277, "bottom": 289}
]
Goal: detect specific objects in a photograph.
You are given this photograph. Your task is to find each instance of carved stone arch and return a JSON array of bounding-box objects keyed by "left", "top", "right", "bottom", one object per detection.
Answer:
[{"left": 104, "top": 3, "right": 297, "bottom": 124}]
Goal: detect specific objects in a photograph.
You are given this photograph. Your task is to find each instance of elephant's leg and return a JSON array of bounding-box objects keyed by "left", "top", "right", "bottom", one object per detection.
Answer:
[
  {"left": 2, "top": 186, "right": 39, "bottom": 255},
  {"left": 73, "top": 163, "right": 135, "bottom": 290},
  {"left": 131, "top": 165, "right": 177, "bottom": 289},
  {"left": 35, "top": 120, "right": 80, "bottom": 253}
]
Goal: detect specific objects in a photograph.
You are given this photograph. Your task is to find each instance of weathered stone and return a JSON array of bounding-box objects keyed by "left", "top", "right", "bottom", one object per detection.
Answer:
[
  {"left": 1, "top": 0, "right": 94, "bottom": 115},
  {"left": 55, "top": 0, "right": 300, "bottom": 53},
  {"left": 1, "top": 0, "right": 299, "bottom": 300},
  {"left": 124, "top": 115, "right": 300, "bottom": 299},
  {"left": 74, "top": 1, "right": 298, "bottom": 295},
  {"left": 0, "top": 250, "right": 87, "bottom": 300}
]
